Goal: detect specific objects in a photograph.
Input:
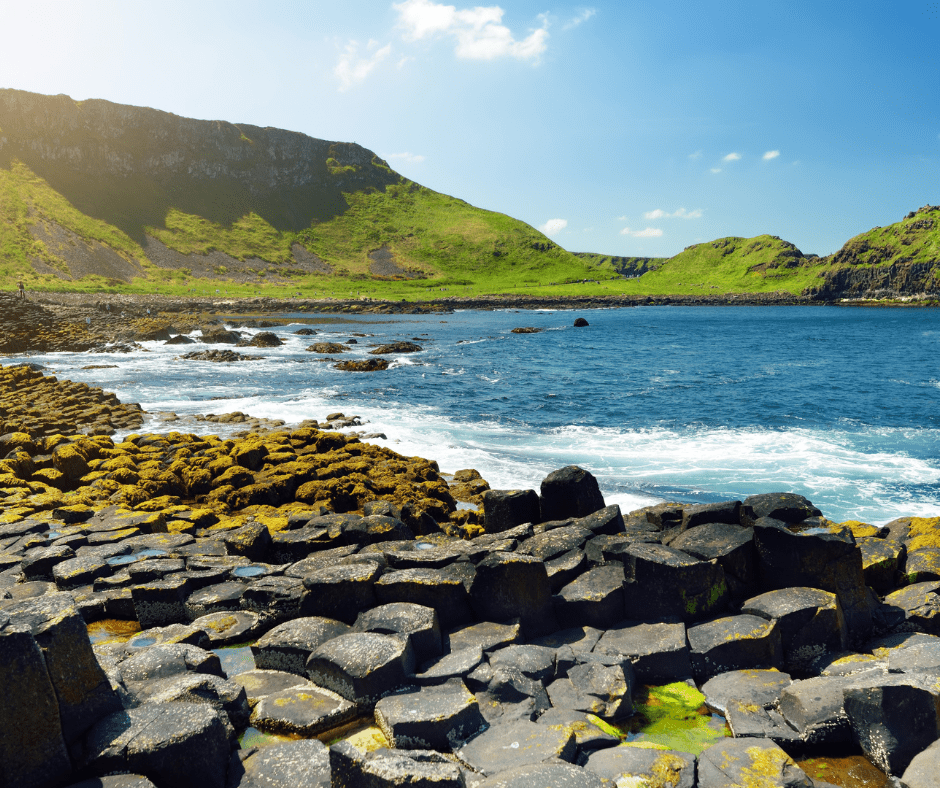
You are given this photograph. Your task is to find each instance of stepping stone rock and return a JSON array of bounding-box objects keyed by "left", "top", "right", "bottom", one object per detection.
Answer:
[
  {"left": 448, "top": 620, "right": 522, "bottom": 653},
  {"left": 131, "top": 575, "right": 190, "bottom": 628},
  {"left": 743, "top": 493, "right": 821, "bottom": 524},
  {"left": 299, "top": 562, "right": 381, "bottom": 624},
  {"left": 306, "top": 631, "right": 415, "bottom": 705},
  {"left": 242, "top": 575, "right": 304, "bottom": 623},
  {"left": 539, "top": 466, "right": 605, "bottom": 521},
  {"left": 417, "top": 646, "right": 484, "bottom": 686},
  {"left": 698, "top": 738, "right": 813, "bottom": 787},
  {"left": 593, "top": 619, "right": 691, "bottom": 683},
  {"left": 354, "top": 602, "right": 442, "bottom": 662},
  {"left": 535, "top": 708, "right": 619, "bottom": 753},
  {"left": 375, "top": 568, "right": 474, "bottom": 629},
  {"left": 475, "top": 762, "right": 606, "bottom": 787},
  {"left": 553, "top": 563, "right": 626, "bottom": 629},
  {"left": 330, "top": 741, "right": 464, "bottom": 788},
  {"left": 473, "top": 665, "right": 551, "bottom": 724},
  {"left": 725, "top": 700, "right": 802, "bottom": 747},
  {"left": 228, "top": 739, "right": 330, "bottom": 788},
  {"left": 470, "top": 553, "right": 557, "bottom": 637},
  {"left": 582, "top": 744, "right": 696, "bottom": 787},
  {"left": 546, "top": 660, "right": 633, "bottom": 721},
  {"left": 701, "top": 669, "right": 792, "bottom": 713},
  {"left": 741, "top": 587, "right": 847, "bottom": 672},
  {"left": 375, "top": 679, "right": 487, "bottom": 751},
  {"left": 184, "top": 581, "right": 246, "bottom": 620},
  {"left": 229, "top": 668, "right": 313, "bottom": 710},
  {"left": 81, "top": 702, "right": 232, "bottom": 788},
  {"left": 456, "top": 718, "right": 577, "bottom": 777},
  {"left": 687, "top": 614, "right": 783, "bottom": 680},
  {"left": 252, "top": 616, "right": 350, "bottom": 675},
  {"left": 520, "top": 525, "right": 591, "bottom": 562},
  {"left": 489, "top": 644, "right": 556, "bottom": 683},
  {"left": 882, "top": 580, "right": 940, "bottom": 634},
  {"left": 191, "top": 610, "right": 261, "bottom": 645},
  {"left": 138, "top": 671, "right": 251, "bottom": 729},
  {"left": 545, "top": 549, "right": 588, "bottom": 592},
  {"left": 251, "top": 683, "right": 356, "bottom": 736}
]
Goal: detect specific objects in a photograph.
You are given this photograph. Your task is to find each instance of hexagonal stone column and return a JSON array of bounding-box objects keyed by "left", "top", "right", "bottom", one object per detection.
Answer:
[{"left": 375, "top": 680, "right": 487, "bottom": 751}]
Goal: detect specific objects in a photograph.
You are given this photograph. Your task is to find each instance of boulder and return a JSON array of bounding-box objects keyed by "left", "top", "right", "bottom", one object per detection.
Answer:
[
  {"left": 670, "top": 522, "right": 757, "bottom": 598},
  {"left": 743, "top": 493, "right": 822, "bottom": 524},
  {"left": 553, "top": 563, "right": 626, "bottom": 630},
  {"left": 701, "top": 669, "right": 792, "bottom": 714},
  {"left": 539, "top": 466, "right": 605, "bottom": 521},
  {"left": 353, "top": 602, "right": 442, "bottom": 663},
  {"left": 374, "top": 567, "right": 474, "bottom": 630},
  {"left": 483, "top": 489, "right": 541, "bottom": 533}
]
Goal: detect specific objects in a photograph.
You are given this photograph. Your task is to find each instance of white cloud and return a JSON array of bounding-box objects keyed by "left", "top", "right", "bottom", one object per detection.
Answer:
[
  {"left": 616, "top": 215, "right": 628, "bottom": 221},
  {"left": 710, "top": 167, "right": 722, "bottom": 174},
  {"left": 394, "top": 0, "right": 548, "bottom": 61},
  {"left": 563, "top": 8, "right": 596, "bottom": 30},
  {"left": 335, "top": 40, "right": 392, "bottom": 91},
  {"left": 539, "top": 218, "right": 567, "bottom": 235},
  {"left": 688, "top": 150, "right": 702, "bottom": 160},
  {"left": 643, "top": 207, "right": 703, "bottom": 220},
  {"left": 763, "top": 150, "right": 780, "bottom": 160},
  {"left": 621, "top": 227, "right": 663, "bottom": 238},
  {"left": 386, "top": 152, "right": 426, "bottom": 164},
  {"left": 723, "top": 152, "right": 741, "bottom": 162}
]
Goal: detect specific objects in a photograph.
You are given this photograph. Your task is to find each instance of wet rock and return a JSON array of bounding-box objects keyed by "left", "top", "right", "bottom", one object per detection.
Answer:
[
  {"left": 228, "top": 668, "right": 312, "bottom": 711},
  {"left": 243, "top": 331, "right": 283, "bottom": 347},
  {"left": 510, "top": 327, "right": 542, "bottom": 334},
  {"left": 573, "top": 318, "right": 589, "bottom": 327},
  {"left": 370, "top": 342, "right": 423, "bottom": 354},
  {"left": 179, "top": 350, "right": 262, "bottom": 362},
  {"left": 306, "top": 342, "right": 348, "bottom": 354},
  {"left": 335, "top": 358, "right": 390, "bottom": 372},
  {"left": 777, "top": 670, "right": 883, "bottom": 746}
]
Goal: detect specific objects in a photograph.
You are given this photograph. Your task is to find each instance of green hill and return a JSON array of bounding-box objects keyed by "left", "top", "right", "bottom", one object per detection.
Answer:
[{"left": 0, "top": 89, "right": 612, "bottom": 297}]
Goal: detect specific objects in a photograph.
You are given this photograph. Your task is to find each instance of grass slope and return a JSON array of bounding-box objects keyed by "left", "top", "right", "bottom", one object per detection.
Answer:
[{"left": 827, "top": 205, "right": 940, "bottom": 269}]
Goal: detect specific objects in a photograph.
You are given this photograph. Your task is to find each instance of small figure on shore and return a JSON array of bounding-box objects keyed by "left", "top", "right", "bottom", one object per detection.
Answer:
[{"left": 17, "top": 281, "right": 25, "bottom": 300}]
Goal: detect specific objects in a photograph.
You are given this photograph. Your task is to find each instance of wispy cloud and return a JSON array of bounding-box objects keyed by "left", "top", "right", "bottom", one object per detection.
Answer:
[
  {"left": 723, "top": 152, "right": 741, "bottom": 162},
  {"left": 763, "top": 150, "right": 781, "bottom": 160},
  {"left": 540, "top": 218, "right": 567, "bottom": 235},
  {"left": 386, "top": 152, "right": 426, "bottom": 164},
  {"left": 710, "top": 168, "right": 722, "bottom": 174},
  {"left": 688, "top": 150, "right": 702, "bottom": 160},
  {"left": 563, "top": 8, "right": 596, "bottom": 30},
  {"left": 394, "top": 0, "right": 548, "bottom": 61},
  {"left": 335, "top": 40, "right": 392, "bottom": 90},
  {"left": 644, "top": 207, "right": 703, "bottom": 220},
  {"left": 621, "top": 227, "right": 663, "bottom": 238}
]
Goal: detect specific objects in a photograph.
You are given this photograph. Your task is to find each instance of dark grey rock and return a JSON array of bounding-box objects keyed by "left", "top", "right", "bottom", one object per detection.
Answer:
[
  {"left": 299, "top": 561, "right": 381, "bottom": 624},
  {"left": 698, "top": 737, "right": 813, "bottom": 787},
  {"left": 375, "top": 680, "right": 487, "bottom": 751},
  {"left": 241, "top": 575, "right": 304, "bottom": 623},
  {"left": 743, "top": 493, "right": 822, "bottom": 524},
  {"left": 447, "top": 620, "right": 522, "bottom": 653},
  {"left": 489, "top": 644, "right": 557, "bottom": 683},
  {"left": 725, "top": 700, "right": 802, "bottom": 746},
  {"left": 81, "top": 702, "right": 232, "bottom": 788},
  {"left": 882, "top": 581, "right": 940, "bottom": 634},
  {"left": 469, "top": 553, "right": 557, "bottom": 638},
  {"left": 375, "top": 568, "right": 474, "bottom": 629},
  {"left": 228, "top": 668, "right": 313, "bottom": 711},
  {"left": 474, "top": 666, "right": 551, "bottom": 723},
  {"left": 670, "top": 522, "right": 756, "bottom": 598},
  {"left": 742, "top": 587, "right": 847, "bottom": 673},
  {"left": 546, "top": 659, "right": 633, "bottom": 721},
  {"left": 250, "top": 683, "right": 356, "bottom": 736},
  {"left": 416, "top": 646, "right": 484, "bottom": 686},
  {"left": 583, "top": 745, "right": 696, "bottom": 788},
  {"left": 306, "top": 631, "right": 415, "bottom": 706},
  {"left": 354, "top": 602, "right": 442, "bottom": 663},
  {"left": 687, "top": 614, "right": 784, "bottom": 680},
  {"left": 227, "top": 739, "right": 330, "bottom": 788},
  {"left": 456, "top": 718, "right": 577, "bottom": 777},
  {"left": 252, "top": 616, "right": 350, "bottom": 675},
  {"left": 539, "top": 466, "right": 605, "bottom": 522},
  {"left": 777, "top": 670, "right": 884, "bottom": 746},
  {"left": 701, "top": 669, "right": 792, "bottom": 713},
  {"left": 483, "top": 489, "right": 541, "bottom": 533},
  {"left": 553, "top": 563, "right": 625, "bottom": 630},
  {"left": 132, "top": 575, "right": 191, "bottom": 628},
  {"left": 329, "top": 741, "right": 464, "bottom": 788},
  {"left": 184, "top": 581, "right": 247, "bottom": 620},
  {"left": 474, "top": 762, "right": 606, "bottom": 787},
  {"left": 592, "top": 620, "right": 692, "bottom": 683},
  {"left": 902, "top": 737, "right": 940, "bottom": 788}
]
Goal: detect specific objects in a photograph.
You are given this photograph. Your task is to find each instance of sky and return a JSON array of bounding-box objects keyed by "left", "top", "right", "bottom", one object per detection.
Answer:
[{"left": 1, "top": 0, "right": 938, "bottom": 258}]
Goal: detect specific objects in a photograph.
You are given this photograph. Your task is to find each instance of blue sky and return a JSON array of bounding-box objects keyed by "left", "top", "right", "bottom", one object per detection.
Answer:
[{"left": 2, "top": 0, "right": 938, "bottom": 257}]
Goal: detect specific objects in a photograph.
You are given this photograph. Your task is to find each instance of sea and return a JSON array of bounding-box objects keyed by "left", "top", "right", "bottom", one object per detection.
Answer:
[{"left": 8, "top": 305, "right": 940, "bottom": 525}]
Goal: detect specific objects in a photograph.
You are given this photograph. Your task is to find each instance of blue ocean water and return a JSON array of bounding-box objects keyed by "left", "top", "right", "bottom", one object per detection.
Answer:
[{"left": 10, "top": 305, "right": 940, "bottom": 524}]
